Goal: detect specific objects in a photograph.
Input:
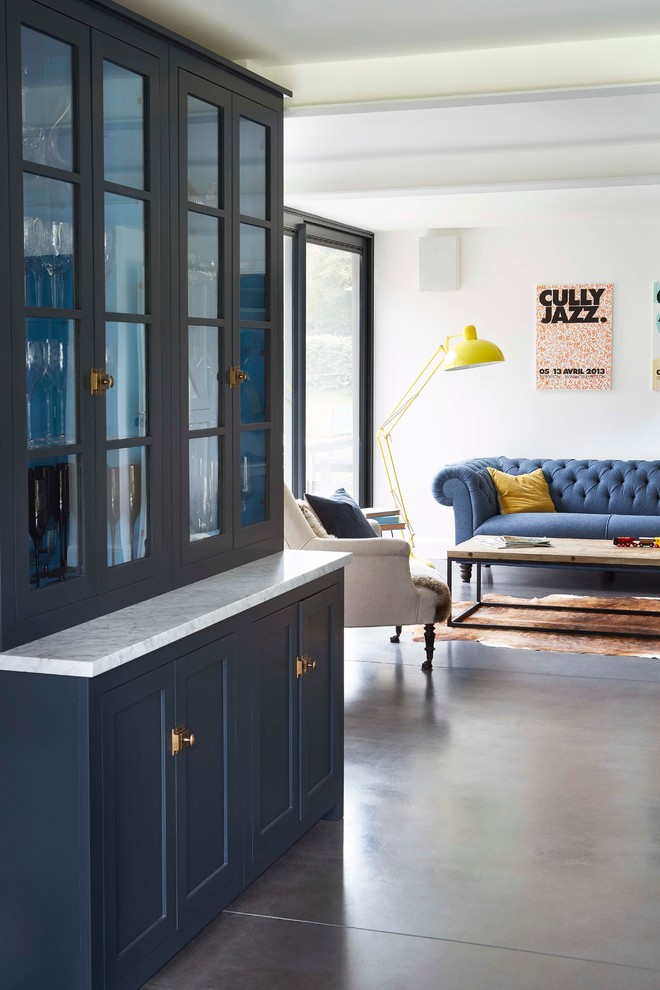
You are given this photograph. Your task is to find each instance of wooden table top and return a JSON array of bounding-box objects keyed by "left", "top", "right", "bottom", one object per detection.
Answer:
[{"left": 447, "top": 537, "right": 660, "bottom": 569}]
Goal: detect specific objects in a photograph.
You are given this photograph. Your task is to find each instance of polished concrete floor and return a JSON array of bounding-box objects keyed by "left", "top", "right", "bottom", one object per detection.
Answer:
[{"left": 145, "top": 564, "right": 660, "bottom": 989}]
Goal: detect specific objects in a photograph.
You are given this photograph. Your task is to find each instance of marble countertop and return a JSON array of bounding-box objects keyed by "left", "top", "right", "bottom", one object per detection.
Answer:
[{"left": 0, "top": 550, "right": 351, "bottom": 679}]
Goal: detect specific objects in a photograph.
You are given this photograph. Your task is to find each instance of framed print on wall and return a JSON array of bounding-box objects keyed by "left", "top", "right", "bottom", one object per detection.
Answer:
[{"left": 535, "top": 283, "right": 612, "bottom": 390}]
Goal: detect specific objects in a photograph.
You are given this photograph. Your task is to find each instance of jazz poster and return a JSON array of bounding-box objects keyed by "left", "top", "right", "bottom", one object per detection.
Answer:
[
  {"left": 653, "top": 282, "right": 660, "bottom": 391},
  {"left": 535, "top": 283, "right": 612, "bottom": 390}
]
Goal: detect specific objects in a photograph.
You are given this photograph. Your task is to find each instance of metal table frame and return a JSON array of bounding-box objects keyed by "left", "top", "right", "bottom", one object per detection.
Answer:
[{"left": 447, "top": 556, "right": 660, "bottom": 639}]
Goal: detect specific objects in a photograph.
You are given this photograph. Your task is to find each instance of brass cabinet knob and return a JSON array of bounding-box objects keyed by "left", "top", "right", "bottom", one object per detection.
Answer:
[
  {"left": 90, "top": 368, "right": 115, "bottom": 395},
  {"left": 296, "top": 654, "right": 317, "bottom": 677},
  {"left": 171, "top": 724, "right": 195, "bottom": 755}
]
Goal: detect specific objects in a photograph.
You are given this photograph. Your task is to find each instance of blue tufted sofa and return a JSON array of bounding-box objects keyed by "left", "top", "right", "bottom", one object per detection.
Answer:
[{"left": 432, "top": 457, "right": 660, "bottom": 580}]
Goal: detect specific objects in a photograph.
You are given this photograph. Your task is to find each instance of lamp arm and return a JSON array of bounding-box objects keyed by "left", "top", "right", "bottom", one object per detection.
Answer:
[
  {"left": 378, "top": 341, "right": 449, "bottom": 434},
  {"left": 376, "top": 338, "right": 455, "bottom": 550}
]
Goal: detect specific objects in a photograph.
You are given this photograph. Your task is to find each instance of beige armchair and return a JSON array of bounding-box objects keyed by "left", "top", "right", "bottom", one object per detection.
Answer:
[{"left": 283, "top": 485, "right": 451, "bottom": 670}]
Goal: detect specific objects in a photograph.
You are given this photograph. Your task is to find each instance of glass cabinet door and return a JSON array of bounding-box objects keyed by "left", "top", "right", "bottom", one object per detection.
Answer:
[
  {"left": 180, "top": 74, "right": 232, "bottom": 563},
  {"left": 8, "top": 3, "right": 167, "bottom": 629},
  {"left": 18, "top": 16, "right": 89, "bottom": 598},
  {"left": 94, "top": 38, "right": 164, "bottom": 588},
  {"left": 234, "top": 100, "right": 277, "bottom": 540}
]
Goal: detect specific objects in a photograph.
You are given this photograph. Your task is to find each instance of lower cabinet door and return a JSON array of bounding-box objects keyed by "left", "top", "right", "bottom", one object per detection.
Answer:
[
  {"left": 299, "top": 584, "right": 343, "bottom": 823},
  {"left": 175, "top": 634, "right": 240, "bottom": 927},
  {"left": 248, "top": 603, "right": 299, "bottom": 869},
  {"left": 101, "top": 664, "right": 177, "bottom": 987}
]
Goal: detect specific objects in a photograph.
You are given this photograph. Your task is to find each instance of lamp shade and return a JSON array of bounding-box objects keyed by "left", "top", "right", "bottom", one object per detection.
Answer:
[{"left": 443, "top": 325, "right": 505, "bottom": 371}]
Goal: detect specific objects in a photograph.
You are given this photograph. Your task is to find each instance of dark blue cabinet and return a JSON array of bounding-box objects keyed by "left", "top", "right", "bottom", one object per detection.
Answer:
[
  {"left": 101, "top": 633, "right": 240, "bottom": 988},
  {"left": 0, "top": 569, "right": 344, "bottom": 990},
  {"left": 247, "top": 583, "right": 344, "bottom": 880},
  {"left": 102, "top": 664, "right": 178, "bottom": 987}
]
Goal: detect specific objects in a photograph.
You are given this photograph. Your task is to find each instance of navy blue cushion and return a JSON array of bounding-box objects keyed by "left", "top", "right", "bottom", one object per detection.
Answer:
[{"left": 305, "top": 488, "right": 376, "bottom": 539}]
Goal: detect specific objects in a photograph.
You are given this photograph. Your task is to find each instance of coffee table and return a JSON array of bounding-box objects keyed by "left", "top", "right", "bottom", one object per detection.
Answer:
[{"left": 446, "top": 537, "right": 660, "bottom": 639}]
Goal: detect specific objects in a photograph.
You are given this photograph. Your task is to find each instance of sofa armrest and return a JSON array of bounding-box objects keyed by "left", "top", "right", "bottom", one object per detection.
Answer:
[{"left": 432, "top": 459, "right": 501, "bottom": 543}]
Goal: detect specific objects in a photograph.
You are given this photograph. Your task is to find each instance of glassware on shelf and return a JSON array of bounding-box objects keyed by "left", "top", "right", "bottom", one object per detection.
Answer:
[
  {"left": 44, "top": 339, "right": 66, "bottom": 443},
  {"left": 28, "top": 467, "right": 49, "bottom": 588},
  {"left": 189, "top": 438, "right": 219, "bottom": 540},
  {"left": 104, "top": 227, "right": 115, "bottom": 284},
  {"left": 50, "top": 462, "right": 70, "bottom": 580},
  {"left": 52, "top": 221, "right": 73, "bottom": 308},
  {"left": 240, "top": 452, "right": 255, "bottom": 526},
  {"left": 26, "top": 339, "right": 46, "bottom": 447},
  {"left": 107, "top": 465, "right": 121, "bottom": 566},
  {"left": 24, "top": 217, "right": 46, "bottom": 307},
  {"left": 47, "top": 95, "right": 72, "bottom": 169},
  {"left": 127, "top": 462, "right": 141, "bottom": 561}
]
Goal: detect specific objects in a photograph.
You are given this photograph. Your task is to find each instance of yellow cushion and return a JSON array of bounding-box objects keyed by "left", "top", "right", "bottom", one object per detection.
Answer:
[{"left": 487, "top": 467, "right": 556, "bottom": 514}]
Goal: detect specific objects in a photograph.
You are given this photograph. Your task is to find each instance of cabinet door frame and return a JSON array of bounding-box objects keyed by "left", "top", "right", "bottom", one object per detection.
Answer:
[
  {"left": 6, "top": 0, "right": 98, "bottom": 622},
  {"left": 175, "top": 632, "right": 242, "bottom": 927},
  {"left": 231, "top": 94, "right": 283, "bottom": 552},
  {"left": 101, "top": 662, "right": 177, "bottom": 987},
  {"left": 299, "top": 582, "right": 344, "bottom": 823},
  {"left": 247, "top": 601, "right": 300, "bottom": 871},
  {"left": 91, "top": 30, "right": 170, "bottom": 594},
  {"left": 172, "top": 64, "right": 234, "bottom": 571}
]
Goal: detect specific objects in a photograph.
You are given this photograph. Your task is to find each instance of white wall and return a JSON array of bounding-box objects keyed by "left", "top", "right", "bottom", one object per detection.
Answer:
[{"left": 373, "top": 219, "right": 659, "bottom": 558}]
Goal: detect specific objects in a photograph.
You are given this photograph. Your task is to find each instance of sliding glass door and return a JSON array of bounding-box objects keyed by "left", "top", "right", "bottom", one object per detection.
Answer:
[{"left": 284, "top": 211, "right": 373, "bottom": 504}]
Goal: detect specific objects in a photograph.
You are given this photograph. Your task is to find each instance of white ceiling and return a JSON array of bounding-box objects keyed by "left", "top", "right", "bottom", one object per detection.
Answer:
[
  {"left": 116, "top": 0, "right": 660, "bottom": 65},
  {"left": 116, "top": 0, "right": 660, "bottom": 229}
]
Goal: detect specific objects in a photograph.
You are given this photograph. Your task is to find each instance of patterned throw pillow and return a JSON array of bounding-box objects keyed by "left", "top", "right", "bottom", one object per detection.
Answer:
[{"left": 296, "top": 499, "right": 332, "bottom": 537}]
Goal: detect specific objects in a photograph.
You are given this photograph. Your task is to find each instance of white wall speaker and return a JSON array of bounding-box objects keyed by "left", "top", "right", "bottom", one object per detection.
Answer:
[{"left": 419, "top": 235, "right": 459, "bottom": 291}]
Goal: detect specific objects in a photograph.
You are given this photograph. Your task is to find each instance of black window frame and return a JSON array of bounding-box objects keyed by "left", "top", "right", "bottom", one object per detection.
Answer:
[{"left": 283, "top": 207, "right": 374, "bottom": 504}]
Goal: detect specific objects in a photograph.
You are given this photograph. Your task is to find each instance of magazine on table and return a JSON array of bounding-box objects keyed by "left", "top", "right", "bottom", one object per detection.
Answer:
[{"left": 474, "top": 535, "right": 550, "bottom": 548}]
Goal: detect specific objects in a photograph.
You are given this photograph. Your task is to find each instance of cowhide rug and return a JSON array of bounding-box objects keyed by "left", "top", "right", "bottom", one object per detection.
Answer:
[{"left": 413, "top": 593, "right": 660, "bottom": 659}]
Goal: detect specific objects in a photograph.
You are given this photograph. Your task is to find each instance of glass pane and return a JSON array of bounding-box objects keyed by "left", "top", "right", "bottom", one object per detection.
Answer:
[
  {"left": 24, "top": 175, "right": 75, "bottom": 309},
  {"left": 103, "top": 61, "right": 145, "bottom": 189},
  {"left": 240, "top": 328, "right": 268, "bottom": 425},
  {"left": 239, "top": 224, "right": 267, "bottom": 321},
  {"left": 107, "top": 448, "right": 148, "bottom": 567},
  {"left": 305, "top": 243, "right": 361, "bottom": 497},
  {"left": 105, "top": 193, "right": 146, "bottom": 314},
  {"left": 239, "top": 117, "right": 267, "bottom": 219},
  {"left": 106, "top": 323, "right": 147, "bottom": 440},
  {"left": 240, "top": 431, "right": 268, "bottom": 528},
  {"left": 188, "top": 213, "right": 220, "bottom": 319},
  {"left": 27, "top": 455, "right": 81, "bottom": 588},
  {"left": 21, "top": 27, "right": 73, "bottom": 171},
  {"left": 188, "top": 96, "right": 219, "bottom": 208},
  {"left": 189, "top": 436, "right": 220, "bottom": 541},
  {"left": 283, "top": 235, "right": 293, "bottom": 488},
  {"left": 26, "top": 318, "right": 77, "bottom": 447},
  {"left": 189, "top": 326, "right": 221, "bottom": 429}
]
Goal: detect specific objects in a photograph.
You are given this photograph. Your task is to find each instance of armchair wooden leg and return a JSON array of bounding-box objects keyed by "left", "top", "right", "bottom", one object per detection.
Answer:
[
  {"left": 421, "top": 623, "right": 435, "bottom": 671},
  {"left": 459, "top": 563, "right": 472, "bottom": 583},
  {"left": 390, "top": 625, "right": 403, "bottom": 643}
]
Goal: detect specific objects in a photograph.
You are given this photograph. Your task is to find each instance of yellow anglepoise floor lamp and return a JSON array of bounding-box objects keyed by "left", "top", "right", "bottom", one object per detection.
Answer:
[{"left": 377, "top": 325, "right": 505, "bottom": 555}]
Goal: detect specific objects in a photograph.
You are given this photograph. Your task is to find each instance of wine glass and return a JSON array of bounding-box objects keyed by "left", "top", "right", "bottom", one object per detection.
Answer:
[
  {"left": 45, "top": 339, "right": 67, "bottom": 442},
  {"left": 107, "top": 465, "right": 121, "bottom": 566},
  {"left": 26, "top": 340, "right": 46, "bottom": 446},
  {"left": 53, "top": 221, "right": 73, "bottom": 308},
  {"left": 28, "top": 467, "right": 49, "bottom": 588},
  {"left": 24, "top": 217, "right": 45, "bottom": 307},
  {"left": 127, "top": 462, "right": 142, "bottom": 561},
  {"left": 104, "top": 227, "right": 116, "bottom": 283},
  {"left": 240, "top": 452, "right": 255, "bottom": 526},
  {"left": 50, "top": 462, "right": 70, "bottom": 580}
]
